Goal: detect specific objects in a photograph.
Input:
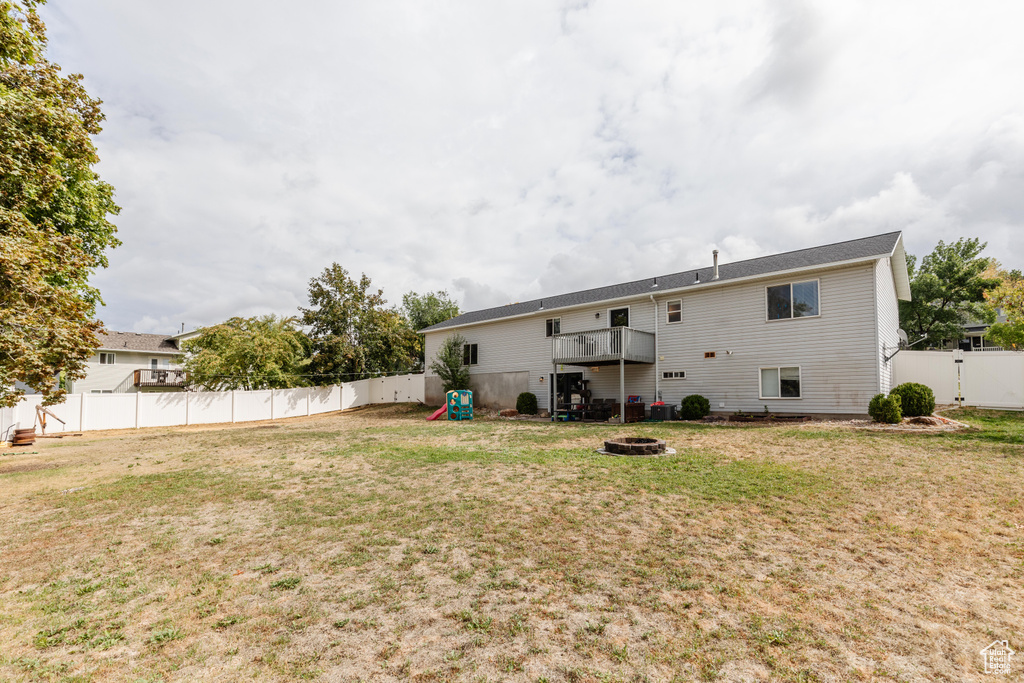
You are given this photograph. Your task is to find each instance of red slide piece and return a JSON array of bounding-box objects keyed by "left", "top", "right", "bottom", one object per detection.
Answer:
[{"left": 426, "top": 407, "right": 446, "bottom": 421}]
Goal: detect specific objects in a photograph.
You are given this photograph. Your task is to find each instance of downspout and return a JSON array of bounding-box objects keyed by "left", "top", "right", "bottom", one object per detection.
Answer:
[{"left": 650, "top": 294, "right": 659, "bottom": 402}]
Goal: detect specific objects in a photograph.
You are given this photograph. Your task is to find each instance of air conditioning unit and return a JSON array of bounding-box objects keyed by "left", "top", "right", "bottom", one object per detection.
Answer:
[{"left": 650, "top": 404, "right": 677, "bottom": 421}]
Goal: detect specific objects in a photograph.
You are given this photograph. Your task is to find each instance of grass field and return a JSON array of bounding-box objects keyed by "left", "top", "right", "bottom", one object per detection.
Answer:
[{"left": 0, "top": 405, "right": 1021, "bottom": 682}]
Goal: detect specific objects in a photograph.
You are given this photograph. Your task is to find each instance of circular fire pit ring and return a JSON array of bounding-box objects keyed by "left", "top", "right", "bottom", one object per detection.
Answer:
[{"left": 601, "top": 436, "right": 669, "bottom": 456}]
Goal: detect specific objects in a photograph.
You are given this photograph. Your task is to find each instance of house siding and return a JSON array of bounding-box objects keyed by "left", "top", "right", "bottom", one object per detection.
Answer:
[
  {"left": 875, "top": 257, "right": 900, "bottom": 394},
  {"left": 426, "top": 260, "right": 887, "bottom": 415},
  {"left": 70, "top": 351, "right": 182, "bottom": 394},
  {"left": 653, "top": 263, "right": 878, "bottom": 414}
]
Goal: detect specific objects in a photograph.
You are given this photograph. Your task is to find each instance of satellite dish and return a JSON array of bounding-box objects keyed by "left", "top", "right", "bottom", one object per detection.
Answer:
[{"left": 898, "top": 329, "right": 909, "bottom": 348}]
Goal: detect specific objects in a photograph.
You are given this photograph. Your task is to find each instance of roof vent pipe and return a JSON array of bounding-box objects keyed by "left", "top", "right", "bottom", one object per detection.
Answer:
[
  {"left": 712, "top": 250, "right": 719, "bottom": 280},
  {"left": 652, "top": 277, "right": 658, "bottom": 288}
]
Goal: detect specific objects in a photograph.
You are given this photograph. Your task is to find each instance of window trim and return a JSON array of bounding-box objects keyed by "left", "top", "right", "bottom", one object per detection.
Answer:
[
  {"left": 545, "top": 317, "right": 561, "bottom": 337},
  {"left": 99, "top": 352, "right": 116, "bottom": 365},
  {"left": 463, "top": 343, "right": 478, "bottom": 366},
  {"left": 607, "top": 305, "right": 631, "bottom": 328},
  {"left": 759, "top": 365, "right": 803, "bottom": 399},
  {"left": 765, "top": 278, "right": 821, "bottom": 322},
  {"left": 666, "top": 300, "right": 682, "bottom": 325}
]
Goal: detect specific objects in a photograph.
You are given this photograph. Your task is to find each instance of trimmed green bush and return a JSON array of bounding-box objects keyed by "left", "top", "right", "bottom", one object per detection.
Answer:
[
  {"left": 679, "top": 394, "right": 711, "bottom": 420},
  {"left": 516, "top": 392, "right": 538, "bottom": 415},
  {"left": 889, "top": 382, "right": 935, "bottom": 417},
  {"left": 868, "top": 393, "right": 902, "bottom": 424}
]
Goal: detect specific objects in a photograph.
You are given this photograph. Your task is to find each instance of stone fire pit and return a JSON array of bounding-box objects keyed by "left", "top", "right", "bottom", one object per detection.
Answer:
[{"left": 600, "top": 436, "right": 673, "bottom": 457}]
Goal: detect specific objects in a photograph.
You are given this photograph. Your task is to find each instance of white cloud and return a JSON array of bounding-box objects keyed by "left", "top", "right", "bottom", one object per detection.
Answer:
[{"left": 37, "top": 0, "right": 1024, "bottom": 332}]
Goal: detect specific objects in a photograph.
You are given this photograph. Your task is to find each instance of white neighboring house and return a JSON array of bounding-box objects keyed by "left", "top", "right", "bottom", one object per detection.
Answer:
[
  {"left": 421, "top": 232, "right": 912, "bottom": 417},
  {"left": 68, "top": 330, "right": 200, "bottom": 394}
]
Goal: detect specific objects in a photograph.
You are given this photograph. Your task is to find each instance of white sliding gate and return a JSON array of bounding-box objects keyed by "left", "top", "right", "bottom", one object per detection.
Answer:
[
  {"left": 0, "top": 374, "right": 425, "bottom": 439},
  {"left": 892, "top": 351, "right": 1024, "bottom": 409}
]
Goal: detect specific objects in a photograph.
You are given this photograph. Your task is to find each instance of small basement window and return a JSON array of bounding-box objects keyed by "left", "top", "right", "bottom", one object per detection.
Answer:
[
  {"left": 463, "top": 343, "right": 478, "bottom": 366},
  {"left": 666, "top": 300, "right": 681, "bottom": 324},
  {"left": 545, "top": 318, "right": 561, "bottom": 337},
  {"left": 704, "top": 351, "right": 716, "bottom": 359},
  {"left": 99, "top": 352, "right": 116, "bottom": 364},
  {"left": 760, "top": 366, "right": 801, "bottom": 399},
  {"left": 662, "top": 371, "right": 686, "bottom": 379}
]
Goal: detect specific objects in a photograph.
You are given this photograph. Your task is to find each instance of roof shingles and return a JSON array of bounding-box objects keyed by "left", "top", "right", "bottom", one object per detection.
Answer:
[
  {"left": 422, "top": 231, "right": 903, "bottom": 332},
  {"left": 97, "top": 331, "right": 181, "bottom": 354}
]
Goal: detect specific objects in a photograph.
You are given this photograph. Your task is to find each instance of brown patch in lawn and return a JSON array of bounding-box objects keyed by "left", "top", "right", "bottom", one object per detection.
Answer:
[{"left": 0, "top": 405, "right": 1020, "bottom": 682}]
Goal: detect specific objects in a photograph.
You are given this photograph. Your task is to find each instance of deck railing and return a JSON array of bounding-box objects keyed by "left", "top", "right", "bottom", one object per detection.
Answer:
[
  {"left": 133, "top": 368, "right": 187, "bottom": 388},
  {"left": 551, "top": 327, "right": 656, "bottom": 365}
]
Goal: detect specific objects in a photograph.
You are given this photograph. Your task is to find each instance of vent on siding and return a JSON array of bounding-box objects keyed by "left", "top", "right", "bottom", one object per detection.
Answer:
[{"left": 704, "top": 351, "right": 716, "bottom": 359}]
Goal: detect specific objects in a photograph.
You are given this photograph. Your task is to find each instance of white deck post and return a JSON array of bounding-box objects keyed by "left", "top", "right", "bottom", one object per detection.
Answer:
[{"left": 619, "top": 357, "right": 625, "bottom": 424}]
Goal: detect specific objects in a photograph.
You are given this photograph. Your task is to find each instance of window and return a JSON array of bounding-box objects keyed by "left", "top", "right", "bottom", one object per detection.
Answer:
[
  {"left": 766, "top": 280, "right": 819, "bottom": 320},
  {"left": 609, "top": 307, "right": 629, "bottom": 327},
  {"left": 704, "top": 351, "right": 716, "bottom": 359},
  {"left": 99, "top": 352, "right": 116, "bottom": 364},
  {"left": 463, "top": 343, "right": 478, "bottom": 366},
  {"left": 662, "top": 371, "right": 686, "bottom": 379},
  {"left": 90, "top": 390, "right": 113, "bottom": 394},
  {"left": 151, "top": 358, "right": 159, "bottom": 370},
  {"left": 666, "top": 300, "right": 681, "bottom": 324},
  {"left": 760, "top": 366, "right": 801, "bottom": 398},
  {"left": 545, "top": 318, "right": 561, "bottom": 337}
]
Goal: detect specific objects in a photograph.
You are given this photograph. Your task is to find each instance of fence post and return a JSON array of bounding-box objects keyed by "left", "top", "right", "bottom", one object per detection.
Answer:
[
  {"left": 135, "top": 392, "right": 140, "bottom": 429},
  {"left": 185, "top": 391, "right": 190, "bottom": 426},
  {"left": 271, "top": 390, "right": 275, "bottom": 420},
  {"left": 306, "top": 387, "right": 311, "bottom": 416},
  {"left": 231, "top": 390, "right": 236, "bottom": 423},
  {"left": 80, "top": 393, "right": 87, "bottom": 432}
]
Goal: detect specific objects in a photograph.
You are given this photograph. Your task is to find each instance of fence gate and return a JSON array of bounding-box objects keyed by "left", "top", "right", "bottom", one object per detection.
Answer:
[{"left": 893, "top": 351, "right": 1024, "bottom": 410}]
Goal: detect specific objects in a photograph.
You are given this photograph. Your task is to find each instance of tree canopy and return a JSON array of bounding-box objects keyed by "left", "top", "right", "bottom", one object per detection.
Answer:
[
  {"left": 898, "top": 238, "right": 998, "bottom": 348},
  {"left": 0, "top": 0, "right": 120, "bottom": 406},
  {"left": 181, "top": 316, "right": 310, "bottom": 391},
  {"left": 301, "top": 264, "right": 418, "bottom": 381},
  {"left": 402, "top": 290, "right": 460, "bottom": 368},
  {"left": 984, "top": 268, "right": 1024, "bottom": 350}
]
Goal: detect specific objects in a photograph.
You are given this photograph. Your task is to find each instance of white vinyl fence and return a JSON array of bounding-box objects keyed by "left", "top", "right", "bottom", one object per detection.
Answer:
[
  {"left": 892, "top": 350, "right": 1024, "bottom": 409},
  {"left": 0, "top": 374, "right": 424, "bottom": 440}
]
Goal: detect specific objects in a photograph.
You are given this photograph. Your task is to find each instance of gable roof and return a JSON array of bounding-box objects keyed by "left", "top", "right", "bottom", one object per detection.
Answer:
[
  {"left": 97, "top": 331, "right": 182, "bottom": 354},
  {"left": 422, "top": 231, "right": 908, "bottom": 333}
]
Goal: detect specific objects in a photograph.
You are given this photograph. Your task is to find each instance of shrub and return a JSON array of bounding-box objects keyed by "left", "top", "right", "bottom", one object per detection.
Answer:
[
  {"left": 868, "top": 393, "right": 902, "bottom": 424},
  {"left": 889, "top": 382, "right": 935, "bottom": 417},
  {"left": 429, "top": 333, "right": 470, "bottom": 393},
  {"left": 679, "top": 394, "right": 711, "bottom": 420},
  {"left": 516, "top": 392, "right": 538, "bottom": 415}
]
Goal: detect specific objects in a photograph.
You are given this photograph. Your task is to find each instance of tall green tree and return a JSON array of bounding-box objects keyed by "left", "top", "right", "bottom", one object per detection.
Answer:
[
  {"left": 0, "top": 0, "right": 120, "bottom": 406},
  {"left": 181, "top": 316, "right": 310, "bottom": 391},
  {"left": 899, "top": 238, "right": 999, "bottom": 348},
  {"left": 402, "top": 290, "right": 460, "bottom": 368},
  {"left": 301, "top": 264, "right": 418, "bottom": 381}
]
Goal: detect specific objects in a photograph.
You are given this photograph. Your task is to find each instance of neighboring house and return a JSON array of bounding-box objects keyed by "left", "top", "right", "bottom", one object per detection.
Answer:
[
  {"left": 954, "top": 309, "right": 1006, "bottom": 352},
  {"left": 68, "top": 330, "right": 195, "bottom": 394},
  {"left": 421, "top": 231, "right": 911, "bottom": 417}
]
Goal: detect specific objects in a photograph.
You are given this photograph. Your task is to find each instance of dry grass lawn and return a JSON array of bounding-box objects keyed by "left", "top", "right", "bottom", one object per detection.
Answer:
[{"left": 0, "top": 404, "right": 1021, "bottom": 682}]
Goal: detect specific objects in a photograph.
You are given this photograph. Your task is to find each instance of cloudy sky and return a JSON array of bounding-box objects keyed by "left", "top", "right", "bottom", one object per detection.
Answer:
[{"left": 41, "top": 1, "right": 1024, "bottom": 333}]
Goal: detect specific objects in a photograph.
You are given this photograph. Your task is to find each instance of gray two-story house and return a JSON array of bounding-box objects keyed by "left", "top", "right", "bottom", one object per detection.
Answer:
[{"left": 421, "top": 232, "right": 911, "bottom": 418}]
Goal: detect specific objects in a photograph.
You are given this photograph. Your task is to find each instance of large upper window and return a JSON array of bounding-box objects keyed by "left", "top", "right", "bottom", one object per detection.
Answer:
[
  {"left": 766, "top": 280, "right": 819, "bottom": 320},
  {"left": 666, "top": 300, "right": 681, "bottom": 324},
  {"left": 545, "top": 318, "right": 561, "bottom": 337},
  {"left": 760, "top": 366, "right": 801, "bottom": 398},
  {"left": 609, "top": 307, "right": 629, "bottom": 327},
  {"left": 463, "top": 343, "right": 478, "bottom": 366}
]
